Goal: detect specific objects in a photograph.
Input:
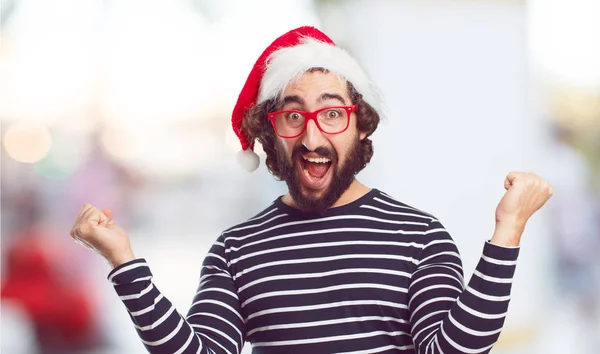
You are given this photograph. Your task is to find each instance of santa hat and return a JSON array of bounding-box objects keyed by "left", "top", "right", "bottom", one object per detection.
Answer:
[{"left": 232, "top": 26, "right": 383, "bottom": 171}]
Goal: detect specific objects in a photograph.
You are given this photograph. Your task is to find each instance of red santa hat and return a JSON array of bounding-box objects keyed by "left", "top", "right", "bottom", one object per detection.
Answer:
[{"left": 232, "top": 26, "right": 383, "bottom": 171}]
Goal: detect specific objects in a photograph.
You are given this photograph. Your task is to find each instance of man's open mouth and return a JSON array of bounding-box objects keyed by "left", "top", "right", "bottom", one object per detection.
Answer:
[{"left": 297, "top": 155, "right": 333, "bottom": 188}]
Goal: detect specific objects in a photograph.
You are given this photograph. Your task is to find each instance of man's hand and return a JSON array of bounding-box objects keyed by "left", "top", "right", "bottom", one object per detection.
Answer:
[
  {"left": 70, "top": 204, "right": 135, "bottom": 268},
  {"left": 491, "top": 172, "right": 553, "bottom": 247}
]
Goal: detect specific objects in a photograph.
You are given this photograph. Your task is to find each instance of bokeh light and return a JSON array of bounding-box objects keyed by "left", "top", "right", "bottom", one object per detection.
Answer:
[{"left": 3, "top": 122, "right": 52, "bottom": 163}]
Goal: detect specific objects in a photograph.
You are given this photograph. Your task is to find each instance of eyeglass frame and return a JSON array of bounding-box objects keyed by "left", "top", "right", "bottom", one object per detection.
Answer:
[{"left": 267, "top": 104, "right": 358, "bottom": 139}]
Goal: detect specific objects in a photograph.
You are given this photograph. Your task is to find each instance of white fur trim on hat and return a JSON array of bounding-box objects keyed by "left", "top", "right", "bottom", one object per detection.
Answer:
[{"left": 257, "top": 37, "right": 384, "bottom": 117}]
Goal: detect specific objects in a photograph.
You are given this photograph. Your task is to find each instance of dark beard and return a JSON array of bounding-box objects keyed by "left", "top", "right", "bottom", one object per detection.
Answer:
[{"left": 277, "top": 135, "right": 363, "bottom": 214}]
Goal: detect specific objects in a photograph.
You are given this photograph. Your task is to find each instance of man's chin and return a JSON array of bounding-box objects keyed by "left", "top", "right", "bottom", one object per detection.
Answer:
[
  {"left": 287, "top": 176, "right": 332, "bottom": 213},
  {"left": 298, "top": 175, "right": 329, "bottom": 195},
  {"left": 297, "top": 189, "right": 325, "bottom": 205}
]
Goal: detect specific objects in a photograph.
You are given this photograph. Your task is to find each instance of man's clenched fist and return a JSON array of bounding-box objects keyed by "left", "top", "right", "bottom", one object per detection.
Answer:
[
  {"left": 491, "top": 172, "right": 554, "bottom": 247},
  {"left": 70, "top": 204, "right": 135, "bottom": 268}
]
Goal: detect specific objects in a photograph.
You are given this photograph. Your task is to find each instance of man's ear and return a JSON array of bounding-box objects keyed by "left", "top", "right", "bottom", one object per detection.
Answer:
[{"left": 360, "top": 131, "right": 367, "bottom": 140}]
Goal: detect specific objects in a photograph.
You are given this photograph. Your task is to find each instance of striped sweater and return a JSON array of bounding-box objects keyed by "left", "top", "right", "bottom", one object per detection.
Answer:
[{"left": 109, "top": 189, "right": 520, "bottom": 353}]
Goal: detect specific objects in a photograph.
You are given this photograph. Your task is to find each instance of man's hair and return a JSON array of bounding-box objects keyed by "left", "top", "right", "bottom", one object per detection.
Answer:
[{"left": 241, "top": 78, "right": 380, "bottom": 180}]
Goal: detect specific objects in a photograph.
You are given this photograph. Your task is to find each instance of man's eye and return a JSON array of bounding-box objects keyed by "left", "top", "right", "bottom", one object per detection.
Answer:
[{"left": 327, "top": 110, "right": 340, "bottom": 118}]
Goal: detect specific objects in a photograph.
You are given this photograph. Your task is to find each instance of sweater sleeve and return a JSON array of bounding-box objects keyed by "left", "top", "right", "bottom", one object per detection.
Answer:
[
  {"left": 408, "top": 219, "right": 520, "bottom": 353},
  {"left": 107, "top": 235, "right": 246, "bottom": 354}
]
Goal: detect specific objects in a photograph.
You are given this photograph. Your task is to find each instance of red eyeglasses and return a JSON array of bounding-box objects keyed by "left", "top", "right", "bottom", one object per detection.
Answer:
[{"left": 267, "top": 105, "right": 357, "bottom": 138}]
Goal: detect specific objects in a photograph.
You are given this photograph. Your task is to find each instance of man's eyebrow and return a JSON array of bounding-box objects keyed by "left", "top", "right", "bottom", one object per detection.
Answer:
[
  {"left": 317, "top": 93, "right": 346, "bottom": 105},
  {"left": 281, "top": 95, "right": 305, "bottom": 106}
]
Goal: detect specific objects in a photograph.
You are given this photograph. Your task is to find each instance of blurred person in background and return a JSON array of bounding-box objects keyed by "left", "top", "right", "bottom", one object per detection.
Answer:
[
  {"left": 1, "top": 191, "right": 104, "bottom": 354},
  {"left": 69, "top": 27, "right": 553, "bottom": 354},
  {"left": 546, "top": 122, "right": 600, "bottom": 351}
]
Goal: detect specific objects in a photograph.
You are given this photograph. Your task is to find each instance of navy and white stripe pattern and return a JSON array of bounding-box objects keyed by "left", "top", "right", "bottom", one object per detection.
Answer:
[{"left": 109, "top": 189, "right": 520, "bottom": 353}]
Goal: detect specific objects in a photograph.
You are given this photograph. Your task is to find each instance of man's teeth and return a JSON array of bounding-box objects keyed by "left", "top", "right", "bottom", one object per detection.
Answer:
[
  {"left": 303, "top": 156, "right": 331, "bottom": 163},
  {"left": 303, "top": 169, "right": 311, "bottom": 179}
]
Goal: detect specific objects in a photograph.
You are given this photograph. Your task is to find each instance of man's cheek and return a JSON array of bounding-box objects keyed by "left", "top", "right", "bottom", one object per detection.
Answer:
[{"left": 282, "top": 142, "right": 294, "bottom": 160}]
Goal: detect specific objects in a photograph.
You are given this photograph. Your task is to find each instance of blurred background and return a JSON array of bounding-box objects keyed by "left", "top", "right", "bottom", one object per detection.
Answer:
[{"left": 1, "top": 0, "right": 598, "bottom": 353}]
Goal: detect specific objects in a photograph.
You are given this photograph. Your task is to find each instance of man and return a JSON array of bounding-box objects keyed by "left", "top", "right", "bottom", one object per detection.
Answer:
[{"left": 71, "top": 27, "right": 553, "bottom": 354}]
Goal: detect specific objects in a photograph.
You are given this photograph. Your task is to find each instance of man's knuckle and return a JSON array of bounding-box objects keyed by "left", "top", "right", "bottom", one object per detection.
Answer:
[{"left": 77, "top": 225, "right": 88, "bottom": 236}]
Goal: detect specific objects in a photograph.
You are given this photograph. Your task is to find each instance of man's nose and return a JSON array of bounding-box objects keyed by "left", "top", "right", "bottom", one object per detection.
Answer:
[{"left": 301, "top": 119, "right": 326, "bottom": 151}]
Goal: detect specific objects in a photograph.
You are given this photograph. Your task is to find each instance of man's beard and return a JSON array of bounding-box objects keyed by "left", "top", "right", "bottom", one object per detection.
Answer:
[{"left": 277, "top": 135, "right": 363, "bottom": 214}]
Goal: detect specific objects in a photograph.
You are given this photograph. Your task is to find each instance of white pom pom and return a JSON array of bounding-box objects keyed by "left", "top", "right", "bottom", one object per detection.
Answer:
[{"left": 237, "top": 149, "right": 260, "bottom": 172}]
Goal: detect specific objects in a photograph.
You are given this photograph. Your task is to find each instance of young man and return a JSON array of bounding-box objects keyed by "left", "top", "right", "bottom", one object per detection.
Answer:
[{"left": 71, "top": 27, "right": 553, "bottom": 354}]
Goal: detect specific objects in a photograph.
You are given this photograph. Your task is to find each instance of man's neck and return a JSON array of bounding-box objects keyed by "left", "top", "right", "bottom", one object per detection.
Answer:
[{"left": 282, "top": 179, "right": 372, "bottom": 210}]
